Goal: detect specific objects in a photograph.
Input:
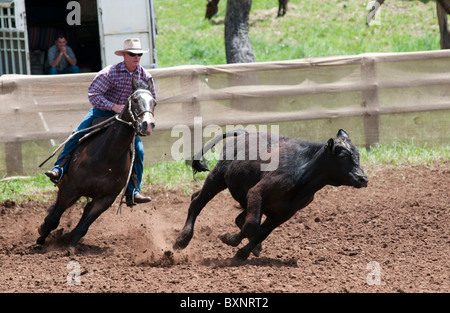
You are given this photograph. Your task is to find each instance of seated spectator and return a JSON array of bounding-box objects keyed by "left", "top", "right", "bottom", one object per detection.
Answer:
[{"left": 45, "top": 34, "right": 80, "bottom": 74}]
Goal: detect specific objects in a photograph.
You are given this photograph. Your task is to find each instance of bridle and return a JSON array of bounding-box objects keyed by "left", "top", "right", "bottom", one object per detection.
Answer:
[{"left": 116, "top": 88, "right": 156, "bottom": 133}]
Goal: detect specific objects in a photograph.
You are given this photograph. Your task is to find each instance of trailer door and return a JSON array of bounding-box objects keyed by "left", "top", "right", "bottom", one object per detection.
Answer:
[
  {"left": 0, "top": 0, "right": 30, "bottom": 74},
  {"left": 97, "top": 0, "right": 157, "bottom": 69}
]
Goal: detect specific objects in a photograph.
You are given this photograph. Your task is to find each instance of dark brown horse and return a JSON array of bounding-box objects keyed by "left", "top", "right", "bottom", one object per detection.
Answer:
[
  {"left": 205, "top": 0, "right": 288, "bottom": 20},
  {"left": 36, "top": 78, "right": 156, "bottom": 248}
]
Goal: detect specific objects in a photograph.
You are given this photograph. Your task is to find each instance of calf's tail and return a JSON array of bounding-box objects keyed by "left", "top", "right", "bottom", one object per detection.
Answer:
[{"left": 192, "top": 129, "right": 248, "bottom": 175}]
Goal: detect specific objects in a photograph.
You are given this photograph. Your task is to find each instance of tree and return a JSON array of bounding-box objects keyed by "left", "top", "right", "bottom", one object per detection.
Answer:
[
  {"left": 224, "top": 0, "right": 256, "bottom": 63},
  {"left": 437, "top": 0, "right": 450, "bottom": 49}
]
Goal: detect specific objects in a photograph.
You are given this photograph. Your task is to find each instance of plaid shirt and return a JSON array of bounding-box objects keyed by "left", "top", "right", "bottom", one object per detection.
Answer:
[{"left": 88, "top": 61, "right": 156, "bottom": 111}]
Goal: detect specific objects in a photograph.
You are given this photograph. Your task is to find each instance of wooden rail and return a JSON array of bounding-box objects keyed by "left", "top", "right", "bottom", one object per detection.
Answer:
[{"left": 1, "top": 50, "right": 450, "bottom": 175}]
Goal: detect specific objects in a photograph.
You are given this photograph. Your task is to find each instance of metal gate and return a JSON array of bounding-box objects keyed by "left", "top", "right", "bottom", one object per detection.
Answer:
[{"left": 0, "top": 0, "right": 30, "bottom": 74}]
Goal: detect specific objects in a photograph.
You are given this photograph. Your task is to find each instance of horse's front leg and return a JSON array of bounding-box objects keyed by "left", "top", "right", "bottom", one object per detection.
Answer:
[
  {"left": 69, "top": 196, "right": 115, "bottom": 247},
  {"left": 36, "top": 192, "right": 79, "bottom": 245}
]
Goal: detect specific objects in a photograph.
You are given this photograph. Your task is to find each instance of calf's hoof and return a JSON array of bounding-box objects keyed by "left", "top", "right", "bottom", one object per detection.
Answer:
[
  {"left": 251, "top": 243, "right": 262, "bottom": 257},
  {"left": 234, "top": 248, "right": 251, "bottom": 261},
  {"left": 173, "top": 239, "right": 186, "bottom": 250},
  {"left": 35, "top": 236, "right": 45, "bottom": 245},
  {"left": 38, "top": 223, "right": 45, "bottom": 236},
  {"left": 173, "top": 232, "right": 192, "bottom": 250}
]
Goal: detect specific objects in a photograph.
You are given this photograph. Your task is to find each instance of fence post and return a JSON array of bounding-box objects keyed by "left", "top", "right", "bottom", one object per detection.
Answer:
[
  {"left": 5, "top": 142, "right": 24, "bottom": 176},
  {"left": 361, "top": 57, "right": 380, "bottom": 147},
  {"left": 180, "top": 71, "right": 200, "bottom": 158}
]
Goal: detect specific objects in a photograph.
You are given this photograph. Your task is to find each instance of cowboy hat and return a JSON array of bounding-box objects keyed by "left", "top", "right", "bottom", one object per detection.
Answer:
[{"left": 114, "top": 38, "right": 149, "bottom": 56}]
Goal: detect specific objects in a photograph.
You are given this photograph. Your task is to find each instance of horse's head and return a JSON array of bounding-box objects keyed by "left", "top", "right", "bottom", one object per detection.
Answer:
[{"left": 126, "top": 77, "right": 156, "bottom": 136}]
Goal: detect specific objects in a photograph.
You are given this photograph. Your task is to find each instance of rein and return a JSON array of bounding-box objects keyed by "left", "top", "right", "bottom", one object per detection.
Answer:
[
  {"left": 117, "top": 135, "right": 136, "bottom": 215},
  {"left": 115, "top": 88, "right": 155, "bottom": 214},
  {"left": 39, "top": 115, "right": 117, "bottom": 168}
]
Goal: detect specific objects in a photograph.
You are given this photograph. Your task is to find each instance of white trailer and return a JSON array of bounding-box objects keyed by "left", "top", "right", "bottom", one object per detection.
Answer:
[{"left": 0, "top": 0, "right": 157, "bottom": 75}]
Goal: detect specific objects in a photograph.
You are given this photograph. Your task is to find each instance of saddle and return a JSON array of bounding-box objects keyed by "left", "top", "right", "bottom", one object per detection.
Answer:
[{"left": 64, "top": 116, "right": 139, "bottom": 191}]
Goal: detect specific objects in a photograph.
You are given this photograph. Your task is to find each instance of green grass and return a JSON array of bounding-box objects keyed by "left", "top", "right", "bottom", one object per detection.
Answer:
[
  {"left": 2, "top": 141, "right": 447, "bottom": 203},
  {"left": 154, "top": 0, "right": 440, "bottom": 67},
  {"left": 0, "top": 174, "right": 56, "bottom": 203},
  {"left": 360, "top": 140, "right": 450, "bottom": 166}
]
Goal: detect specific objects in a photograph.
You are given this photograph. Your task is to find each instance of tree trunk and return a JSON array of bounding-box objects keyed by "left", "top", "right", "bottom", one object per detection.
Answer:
[
  {"left": 224, "top": 0, "right": 255, "bottom": 63},
  {"left": 437, "top": 0, "right": 450, "bottom": 49}
]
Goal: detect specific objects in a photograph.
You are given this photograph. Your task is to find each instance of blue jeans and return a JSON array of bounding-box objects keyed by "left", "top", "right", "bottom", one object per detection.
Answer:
[
  {"left": 47, "top": 65, "right": 80, "bottom": 75},
  {"left": 54, "top": 107, "right": 144, "bottom": 196}
]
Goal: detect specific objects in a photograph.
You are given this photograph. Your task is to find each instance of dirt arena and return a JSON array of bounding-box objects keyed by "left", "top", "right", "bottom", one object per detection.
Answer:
[{"left": 0, "top": 161, "right": 448, "bottom": 293}]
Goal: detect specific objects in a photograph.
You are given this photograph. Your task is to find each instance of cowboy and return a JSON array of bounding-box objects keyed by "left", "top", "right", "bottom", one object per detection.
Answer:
[{"left": 45, "top": 38, "right": 155, "bottom": 206}]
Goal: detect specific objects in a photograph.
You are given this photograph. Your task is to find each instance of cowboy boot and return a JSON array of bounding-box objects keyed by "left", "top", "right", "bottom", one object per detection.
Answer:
[
  {"left": 126, "top": 193, "right": 152, "bottom": 207},
  {"left": 45, "top": 166, "right": 63, "bottom": 184}
]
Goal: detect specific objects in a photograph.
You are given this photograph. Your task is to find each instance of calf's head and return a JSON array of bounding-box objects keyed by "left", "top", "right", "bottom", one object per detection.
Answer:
[{"left": 325, "top": 129, "right": 368, "bottom": 188}]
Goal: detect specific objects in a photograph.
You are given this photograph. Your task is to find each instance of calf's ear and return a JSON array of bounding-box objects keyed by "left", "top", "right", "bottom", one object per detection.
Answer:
[{"left": 337, "top": 129, "right": 349, "bottom": 139}]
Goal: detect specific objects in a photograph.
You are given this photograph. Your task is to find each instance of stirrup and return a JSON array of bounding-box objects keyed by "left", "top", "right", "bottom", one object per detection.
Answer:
[{"left": 125, "top": 193, "right": 136, "bottom": 207}]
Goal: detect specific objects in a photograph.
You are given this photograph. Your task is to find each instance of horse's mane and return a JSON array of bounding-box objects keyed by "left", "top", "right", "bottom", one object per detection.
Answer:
[{"left": 135, "top": 79, "right": 149, "bottom": 90}]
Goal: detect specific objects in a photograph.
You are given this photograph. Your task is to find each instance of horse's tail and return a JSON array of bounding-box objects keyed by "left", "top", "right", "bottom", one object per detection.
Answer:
[{"left": 192, "top": 129, "right": 248, "bottom": 175}]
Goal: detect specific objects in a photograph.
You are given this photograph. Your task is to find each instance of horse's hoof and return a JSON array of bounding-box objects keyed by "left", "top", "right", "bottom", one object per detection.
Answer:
[
  {"left": 219, "top": 233, "right": 241, "bottom": 247},
  {"left": 35, "top": 237, "right": 45, "bottom": 245}
]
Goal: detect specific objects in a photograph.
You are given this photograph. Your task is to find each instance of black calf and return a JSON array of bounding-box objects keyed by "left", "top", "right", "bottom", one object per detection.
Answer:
[{"left": 174, "top": 129, "right": 368, "bottom": 260}]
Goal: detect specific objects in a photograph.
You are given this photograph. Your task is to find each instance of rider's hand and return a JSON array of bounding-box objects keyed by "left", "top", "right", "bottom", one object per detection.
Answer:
[{"left": 112, "top": 104, "right": 125, "bottom": 113}]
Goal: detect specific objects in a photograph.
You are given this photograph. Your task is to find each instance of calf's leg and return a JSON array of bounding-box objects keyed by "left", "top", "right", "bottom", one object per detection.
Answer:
[
  {"left": 174, "top": 172, "right": 226, "bottom": 250},
  {"left": 233, "top": 199, "right": 307, "bottom": 260},
  {"left": 220, "top": 187, "right": 263, "bottom": 247},
  {"left": 234, "top": 217, "right": 281, "bottom": 260},
  {"left": 233, "top": 210, "right": 262, "bottom": 257}
]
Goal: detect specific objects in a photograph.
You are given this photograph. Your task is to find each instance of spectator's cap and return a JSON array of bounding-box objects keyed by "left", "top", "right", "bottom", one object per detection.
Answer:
[{"left": 114, "top": 38, "right": 149, "bottom": 56}]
